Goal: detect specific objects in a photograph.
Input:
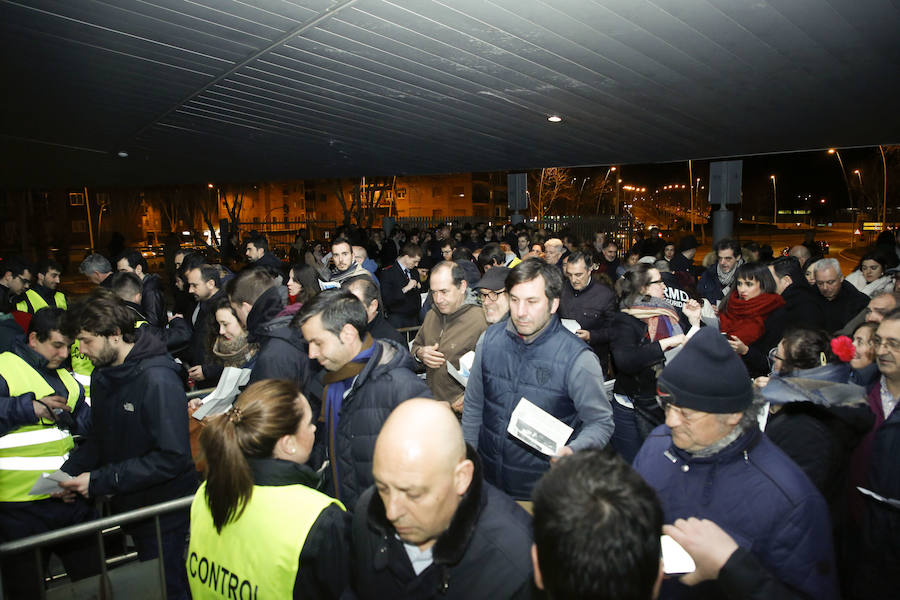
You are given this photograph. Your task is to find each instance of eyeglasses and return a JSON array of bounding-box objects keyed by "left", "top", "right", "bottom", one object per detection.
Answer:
[
  {"left": 477, "top": 290, "right": 505, "bottom": 303},
  {"left": 873, "top": 336, "right": 900, "bottom": 352},
  {"left": 656, "top": 394, "right": 711, "bottom": 423},
  {"left": 647, "top": 279, "right": 664, "bottom": 286},
  {"left": 767, "top": 347, "right": 784, "bottom": 368}
]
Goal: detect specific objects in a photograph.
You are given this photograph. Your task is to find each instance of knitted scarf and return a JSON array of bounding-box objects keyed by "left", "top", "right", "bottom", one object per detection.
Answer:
[
  {"left": 322, "top": 334, "right": 375, "bottom": 501},
  {"left": 717, "top": 258, "right": 743, "bottom": 292},
  {"left": 719, "top": 292, "right": 785, "bottom": 345},
  {"left": 622, "top": 298, "right": 683, "bottom": 342},
  {"left": 212, "top": 333, "right": 257, "bottom": 368}
]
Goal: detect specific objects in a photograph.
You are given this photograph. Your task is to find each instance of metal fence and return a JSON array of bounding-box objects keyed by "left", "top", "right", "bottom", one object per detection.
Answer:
[
  {"left": 0, "top": 496, "right": 195, "bottom": 600},
  {"left": 229, "top": 217, "right": 339, "bottom": 253}
]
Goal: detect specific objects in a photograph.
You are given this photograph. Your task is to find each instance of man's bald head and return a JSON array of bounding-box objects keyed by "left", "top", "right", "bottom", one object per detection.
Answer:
[
  {"left": 377, "top": 398, "right": 466, "bottom": 467},
  {"left": 373, "top": 399, "right": 474, "bottom": 550}
]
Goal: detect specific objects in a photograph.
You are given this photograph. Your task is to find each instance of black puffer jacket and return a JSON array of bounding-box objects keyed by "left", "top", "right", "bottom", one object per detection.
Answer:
[
  {"left": 61, "top": 328, "right": 197, "bottom": 532},
  {"left": 246, "top": 286, "right": 315, "bottom": 407},
  {"left": 349, "top": 448, "right": 534, "bottom": 600},
  {"left": 323, "top": 339, "right": 430, "bottom": 509}
]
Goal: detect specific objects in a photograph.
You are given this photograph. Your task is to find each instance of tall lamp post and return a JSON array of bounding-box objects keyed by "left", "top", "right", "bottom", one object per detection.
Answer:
[
  {"left": 828, "top": 148, "right": 854, "bottom": 242},
  {"left": 880, "top": 146, "right": 888, "bottom": 226},
  {"left": 770, "top": 175, "right": 777, "bottom": 225}
]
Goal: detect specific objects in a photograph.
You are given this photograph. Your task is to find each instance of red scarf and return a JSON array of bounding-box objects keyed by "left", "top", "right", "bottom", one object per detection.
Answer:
[{"left": 719, "top": 292, "right": 785, "bottom": 345}]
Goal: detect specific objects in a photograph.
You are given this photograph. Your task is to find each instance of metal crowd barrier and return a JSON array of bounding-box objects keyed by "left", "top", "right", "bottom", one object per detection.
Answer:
[
  {"left": 186, "top": 387, "right": 215, "bottom": 401},
  {"left": 0, "top": 495, "right": 195, "bottom": 600}
]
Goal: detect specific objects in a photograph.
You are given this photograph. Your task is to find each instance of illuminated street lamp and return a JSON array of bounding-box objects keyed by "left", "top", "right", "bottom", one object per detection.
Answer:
[
  {"left": 827, "top": 148, "right": 853, "bottom": 211},
  {"left": 770, "top": 175, "right": 777, "bottom": 225}
]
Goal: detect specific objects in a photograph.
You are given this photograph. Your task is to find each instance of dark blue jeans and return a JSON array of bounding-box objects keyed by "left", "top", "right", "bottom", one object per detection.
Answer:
[{"left": 611, "top": 401, "right": 645, "bottom": 464}]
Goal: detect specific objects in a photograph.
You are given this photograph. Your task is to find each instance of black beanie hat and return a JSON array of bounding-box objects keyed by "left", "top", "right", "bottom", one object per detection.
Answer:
[
  {"left": 677, "top": 235, "right": 699, "bottom": 252},
  {"left": 657, "top": 327, "right": 752, "bottom": 414}
]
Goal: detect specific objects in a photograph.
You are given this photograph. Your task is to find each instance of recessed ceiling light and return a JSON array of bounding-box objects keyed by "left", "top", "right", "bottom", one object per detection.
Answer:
[
  {"left": 547, "top": 115, "right": 562, "bottom": 123},
  {"left": 117, "top": 150, "right": 129, "bottom": 158}
]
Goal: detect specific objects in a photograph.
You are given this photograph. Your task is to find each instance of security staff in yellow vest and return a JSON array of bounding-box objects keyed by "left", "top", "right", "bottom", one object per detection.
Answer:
[
  {"left": 0, "top": 307, "right": 98, "bottom": 599},
  {"left": 188, "top": 380, "right": 350, "bottom": 599},
  {"left": 15, "top": 258, "right": 67, "bottom": 313}
]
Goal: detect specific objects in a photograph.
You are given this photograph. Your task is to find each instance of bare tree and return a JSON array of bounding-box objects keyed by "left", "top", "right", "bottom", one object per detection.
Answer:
[{"left": 529, "top": 167, "right": 574, "bottom": 221}]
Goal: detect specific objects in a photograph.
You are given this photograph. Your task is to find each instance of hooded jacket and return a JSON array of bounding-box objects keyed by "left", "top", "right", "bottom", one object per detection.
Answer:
[
  {"left": 411, "top": 295, "right": 487, "bottom": 406},
  {"left": 61, "top": 328, "right": 196, "bottom": 530},
  {"left": 246, "top": 286, "right": 314, "bottom": 405},
  {"left": 761, "top": 363, "right": 874, "bottom": 511},
  {"left": 349, "top": 447, "right": 534, "bottom": 599},
  {"left": 323, "top": 339, "right": 430, "bottom": 509},
  {"left": 634, "top": 425, "right": 838, "bottom": 600}
]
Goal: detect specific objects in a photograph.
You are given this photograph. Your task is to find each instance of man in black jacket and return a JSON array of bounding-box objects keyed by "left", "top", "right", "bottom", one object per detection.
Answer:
[
  {"left": 184, "top": 263, "right": 227, "bottom": 384},
  {"left": 769, "top": 256, "right": 826, "bottom": 330},
  {"left": 60, "top": 295, "right": 196, "bottom": 600},
  {"left": 813, "top": 258, "right": 869, "bottom": 332},
  {"left": 115, "top": 249, "right": 167, "bottom": 329},
  {"left": 350, "top": 399, "right": 534, "bottom": 599},
  {"left": 381, "top": 243, "right": 424, "bottom": 328},
  {"left": 344, "top": 275, "right": 406, "bottom": 347},
  {"left": 560, "top": 251, "right": 615, "bottom": 372},
  {"left": 297, "top": 289, "right": 429, "bottom": 508},
  {"left": 226, "top": 267, "right": 314, "bottom": 398},
  {"left": 109, "top": 272, "right": 192, "bottom": 352},
  {"left": 244, "top": 233, "right": 285, "bottom": 275}
]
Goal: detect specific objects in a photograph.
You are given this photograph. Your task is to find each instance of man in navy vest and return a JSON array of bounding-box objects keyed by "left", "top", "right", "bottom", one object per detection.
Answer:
[{"left": 461, "top": 258, "right": 613, "bottom": 500}]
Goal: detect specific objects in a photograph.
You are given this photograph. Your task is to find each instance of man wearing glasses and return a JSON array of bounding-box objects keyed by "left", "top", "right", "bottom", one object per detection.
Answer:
[
  {"left": 853, "top": 308, "right": 900, "bottom": 598},
  {"left": 633, "top": 327, "right": 838, "bottom": 600},
  {"left": 473, "top": 267, "right": 510, "bottom": 325}
]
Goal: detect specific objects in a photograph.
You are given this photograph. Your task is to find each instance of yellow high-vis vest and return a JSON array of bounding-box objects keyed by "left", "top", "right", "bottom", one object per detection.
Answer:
[
  {"left": 0, "top": 352, "right": 80, "bottom": 502},
  {"left": 187, "top": 481, "right": 343, "bottom": 599},
  {"left": 15, "top": 288, "right": 67, "bottom": 313},
  {"left": 69, "top": 340, "right": 93, "bottom": 402}
]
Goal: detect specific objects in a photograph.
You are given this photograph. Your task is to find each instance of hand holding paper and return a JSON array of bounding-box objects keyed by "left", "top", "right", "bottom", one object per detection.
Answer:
[{"left": 507, "top": 397, "right": 573, "bottom": 457}]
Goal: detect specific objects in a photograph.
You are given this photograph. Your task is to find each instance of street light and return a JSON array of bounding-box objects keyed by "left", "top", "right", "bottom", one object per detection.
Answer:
[
  {"left": 770, "top": 175, "right": 777, "bottom": 225},
  {"left": 853, "top": 169, "right": 862, "bottom": 186},
  {"left": 827, "top": 148, "right": 853, "bottom": 211}
]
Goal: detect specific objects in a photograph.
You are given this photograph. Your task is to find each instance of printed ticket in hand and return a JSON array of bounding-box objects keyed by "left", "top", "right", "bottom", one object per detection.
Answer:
[
  {"left": 507, "top": 397, "right": 573, "bottom": 456},
  {"left": 447, "top": 351, "right": 475, "bottom": 387},
  {"left": 560, "top": 318, "right": 581, "bottom": 334}
]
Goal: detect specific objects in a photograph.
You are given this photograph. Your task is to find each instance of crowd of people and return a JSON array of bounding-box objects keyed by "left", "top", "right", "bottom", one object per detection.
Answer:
[{"left": 0, "top": 220, "right": 898, "bottom": 599}]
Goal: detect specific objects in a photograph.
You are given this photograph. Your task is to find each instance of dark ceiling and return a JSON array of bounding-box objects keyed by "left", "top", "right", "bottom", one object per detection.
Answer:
[{"left": 2, "top": 0, "right": 900, "bottom": 188}]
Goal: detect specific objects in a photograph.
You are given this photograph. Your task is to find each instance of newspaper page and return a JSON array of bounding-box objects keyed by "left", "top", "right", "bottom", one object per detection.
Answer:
[
  {"left": 661, "top": 534, "right": 696, "bottom": 574},
  {"left": 507, "top": 397, "right": 574, "bottom": 456}
]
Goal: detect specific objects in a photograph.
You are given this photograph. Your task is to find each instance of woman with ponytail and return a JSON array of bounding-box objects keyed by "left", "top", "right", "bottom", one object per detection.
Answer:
[
  {"left": 187, "top": 379, "right": 349, "bottom": 599},
  {"left": 609, "top": 263, "right": 701, "bottom": 462}
]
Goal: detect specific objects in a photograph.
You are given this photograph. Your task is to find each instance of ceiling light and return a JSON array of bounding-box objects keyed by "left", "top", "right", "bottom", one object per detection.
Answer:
[
  {"left": 117, "top": 150, "right": 129, "bottom": 158},
  {"left": 547, "top": 115, "right": 562, "bottom": 123}
]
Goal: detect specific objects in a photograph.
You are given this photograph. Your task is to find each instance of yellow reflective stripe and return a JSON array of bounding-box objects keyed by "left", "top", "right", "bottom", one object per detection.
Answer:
[
  {"left": 0, "top": 427, "right": 68, "bottom": 450},
  {"left": 0, "top": 456, "right": 66, "bottom": 471}
]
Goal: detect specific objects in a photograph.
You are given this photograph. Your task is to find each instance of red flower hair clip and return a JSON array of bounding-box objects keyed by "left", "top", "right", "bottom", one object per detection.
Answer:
[{"left": 831, "top": 335, "right": 856, "bottom": 363}]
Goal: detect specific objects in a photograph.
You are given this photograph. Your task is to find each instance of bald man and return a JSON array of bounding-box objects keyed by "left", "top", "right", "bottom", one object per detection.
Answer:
[{"left": 349, "top": 399, "right": 534, "bottom": 599}]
